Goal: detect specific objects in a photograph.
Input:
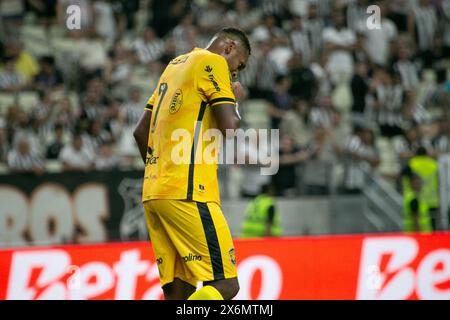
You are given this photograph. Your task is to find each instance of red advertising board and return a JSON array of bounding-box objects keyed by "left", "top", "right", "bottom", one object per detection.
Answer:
[{"left": 1, "top": 233, "right": 449, "bottom": 300}]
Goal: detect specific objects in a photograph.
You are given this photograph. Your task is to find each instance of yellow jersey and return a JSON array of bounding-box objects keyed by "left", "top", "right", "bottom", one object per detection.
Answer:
[{"left": 142, "top": 47, "right": 236, "bottom": 205}]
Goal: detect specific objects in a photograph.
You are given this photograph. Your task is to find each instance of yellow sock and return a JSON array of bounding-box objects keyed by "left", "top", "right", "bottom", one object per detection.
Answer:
[{"left": 187, "top": 285, "right": 224, "bottom": 300}]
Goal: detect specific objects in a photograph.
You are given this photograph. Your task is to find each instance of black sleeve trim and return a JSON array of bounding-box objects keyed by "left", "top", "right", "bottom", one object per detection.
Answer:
[{"left": 209, "top": 97, "right": 236, "bottom": 106}]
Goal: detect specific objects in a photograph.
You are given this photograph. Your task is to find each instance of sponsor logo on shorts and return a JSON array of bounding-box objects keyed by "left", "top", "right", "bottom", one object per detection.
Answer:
[
  {"left": 229, "top": 248, "right": 236, "bottom": 266},
  {"left": 182, "top": 253, "right": 202, "bottom": 262},
  {"left": 199, "top": 184, "right": 205, "bottom": 193},
  {"left": 156, "top": 257, "right": 163, "bottom": 265}
]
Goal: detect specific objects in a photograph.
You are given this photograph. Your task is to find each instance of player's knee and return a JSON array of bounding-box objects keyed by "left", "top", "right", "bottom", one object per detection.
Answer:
[
  {"left": 219, "top": 278, "right": 240, "bottom": 300},
  {"left": 228, "top": 279, "right": 240, "bottom": 299}
]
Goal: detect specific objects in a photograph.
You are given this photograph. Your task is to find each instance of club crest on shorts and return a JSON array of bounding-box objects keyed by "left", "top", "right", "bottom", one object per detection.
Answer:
[{"left": 228, "top": 248, "right": 236, "bottom": 265}]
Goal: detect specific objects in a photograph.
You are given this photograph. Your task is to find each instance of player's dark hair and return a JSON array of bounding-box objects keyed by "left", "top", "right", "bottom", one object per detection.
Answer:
[{"left": 218, "top": 27, "right": 251, "bottom": 55}]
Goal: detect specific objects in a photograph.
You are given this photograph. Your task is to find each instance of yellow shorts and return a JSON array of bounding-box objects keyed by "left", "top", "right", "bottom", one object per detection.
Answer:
[{"left": 143, "top": 199, "right": 237, "bottom": 287}]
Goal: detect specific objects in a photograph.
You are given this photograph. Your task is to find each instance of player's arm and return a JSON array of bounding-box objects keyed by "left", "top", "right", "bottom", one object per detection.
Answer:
[
  {"left": 199, "top": 55, "right": 241, "bottom": 136},
  {"left": 212, "top": 80, "right": 246, "bottom": 134},
  {"left": 133, "top": 109, "right": 152, "bottom": 163},
  {"left": 212, "top": 104, "right": 240, "bottom": 135},
  {"left": 133, "top": 101, "right": 154, "bottom": 163}
]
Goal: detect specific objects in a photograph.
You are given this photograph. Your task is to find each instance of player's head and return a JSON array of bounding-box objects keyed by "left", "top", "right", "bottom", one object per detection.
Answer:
[{"left": 206, "top": 27, "right": 251, "bottom": 77}]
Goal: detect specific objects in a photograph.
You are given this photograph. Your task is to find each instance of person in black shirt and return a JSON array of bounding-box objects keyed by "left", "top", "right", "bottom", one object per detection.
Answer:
[
  {"left": 34, "top": 56, "right": 63, "bottom": 91},
  {"left": 288, "top": 53, "right": 317, "bottom": 103},
  {"left": 351, "top": 61, "right": 370, "bottom": 126},
  {"left": 46, "top": 123, "right": 65, "bottom": 159},
  {"left": 267, "top": 75, "right": 293, "bottom": 129},
  {"left": 272, "top": 134, "right": 310, "bottom": 196}
]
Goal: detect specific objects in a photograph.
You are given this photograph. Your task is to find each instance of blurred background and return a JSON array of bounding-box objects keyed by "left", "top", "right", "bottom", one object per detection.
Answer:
[{"left": 0, "top": 0, "right": 449, "bottom": 248}]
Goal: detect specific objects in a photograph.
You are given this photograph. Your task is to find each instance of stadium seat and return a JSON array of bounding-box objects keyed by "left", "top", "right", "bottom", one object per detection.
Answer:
[
  {"left": 21, "top": 25, "right": 47, "bottom": 42},
  {"left": 120, "top": 33, "right": 136, "bottom": 49},
  {"left": 0, "top": 93, "right": 17, "bottom": 114},
  {"left": 21, "top": 25, "right": 50, "bottom": 57},
  {"left": 133, "top": 156, "right": 146, "bottom": 170},
  {"left": 134, "top": 0, "right": 152, "bottom": 33},
  {"left": 18, "top": 92, "right": 39, "bottom": 112},
  {"left": 133, "top": 65, "right": 149, "bottom": 77},
  {"left": 0, "top": 163, "right": 8, "bottom": 174},
  {"left": 45, "top": 160, "right": 63, "bottom": 173},
  {"left": 130, "top": 73, "right": 158, "bottom": 95},
  {"left": 227, "top": 166, "right": 243, "bottom": 199},
  {"left": 68, "top": 91, "right": 80, "bottom": 111},
  {"left": 49, "top": 25, "right": 66, "bottom": 39},
  {"left": 242, "top": 99, "right": 270, "bottom": 129},
  {"left": 417, "top": 69, "right": 437, "bottom": 104},
  {"left": 51, "top": 37, "right": 82, "bottom": 83},
  {"left": 331, "top": 82, "right": 352, "bottom": 113},
  {"left": 376, "top": 137, "right": 400, "bottom": 178}
]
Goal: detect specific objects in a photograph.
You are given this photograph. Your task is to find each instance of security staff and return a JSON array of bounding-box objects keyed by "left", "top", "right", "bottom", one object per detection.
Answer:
[
  {"left": 240, "top": 184, "right": 282, "bottom": 238},
  {"left": 403, "top": 173, "right": 432, "bottom": 233},
  {"left": 404, "top": 147, "right": 439, "bottom": 229}
]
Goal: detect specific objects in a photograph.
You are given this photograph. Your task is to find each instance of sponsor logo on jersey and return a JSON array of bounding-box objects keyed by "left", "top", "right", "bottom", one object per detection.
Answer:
[
  {"left": 146, "top": 147, "right": 159, "bottom": 165},
  {"left": 169, "top": 89, "right": 183, "bottom": 114},
  {"left": 208, "top": 74, "right": 221, "bottom": 92},
  {"left": 204, "top": 65, "right": 213, "bottom": 73},
  {"left": 170, "top": 55, "right": 189, "bottom": 65}
]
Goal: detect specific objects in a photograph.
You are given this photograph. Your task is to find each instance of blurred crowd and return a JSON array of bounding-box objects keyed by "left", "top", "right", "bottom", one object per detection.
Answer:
[{"left": 0, "top": 0, "right": 449, "bottom": 198}]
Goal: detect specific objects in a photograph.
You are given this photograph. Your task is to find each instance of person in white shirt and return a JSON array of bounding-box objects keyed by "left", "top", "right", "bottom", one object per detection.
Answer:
[
  {"left": 341, "top": 127, "right": 380, "bottom": 193},
  {"left": 393, "top": 45, "right": 420, "bottom": 90},
  {"left": 7, "top": 137, "right": 45, "bottom": 174},
  {"left": 93, "top": 0, "right": 117, "bottom": 41},
  {"left": 77, "top": 31, "right": 108, "bottom": 75},
  {"left": 132, "top": 27, "right": 165, "bottom": 65},
  {"left": 59, "top": 134, "right": 94, "bottom": 171},
  {"left": 289, "top": 15, "right": 312, "bottom": 65},
  {"left": 356, "top": 1, "right": 397, "bottom": 67},
  {"left": 237, "top": 134, "right": 273, "bottom": 198},
  {"left": 224, "top": 0, "right": 262, "bottom": 33},
  {"left": 410, "top": 0, "right": 438, "bottom": 53},
  {"left": 322, "top": 11, "right": 356, "bottom": 84},
  {"left": 95, "top": 142, "right": 120, "bottom": 171},
  {"left": 0, "top": 56, "right": 26, "bottom": 92}
]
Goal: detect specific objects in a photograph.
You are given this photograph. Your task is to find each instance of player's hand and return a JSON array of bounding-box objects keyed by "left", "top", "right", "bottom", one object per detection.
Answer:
[{"left": 232, "top": 81, "right": 246, "bottom": 101}]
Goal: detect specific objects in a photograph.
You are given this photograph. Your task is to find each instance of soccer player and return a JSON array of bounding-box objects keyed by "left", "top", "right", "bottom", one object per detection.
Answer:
[{"left": 133, "top": 27, "right": 250, "bottom": 300}]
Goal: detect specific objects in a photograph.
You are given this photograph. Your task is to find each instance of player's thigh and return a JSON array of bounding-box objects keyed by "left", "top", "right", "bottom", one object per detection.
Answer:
[
  {"left": 203, "top": 202, "right": 237, "bottom": 280},
  {"left": 143, "top": 200, "right": 179, "bottom": 287},
  {"left": 147, "top": 199, "right": 203, "bottom": 286},
  {"left": 153, "top": 200, "right": 237, "bottom": 282}
]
